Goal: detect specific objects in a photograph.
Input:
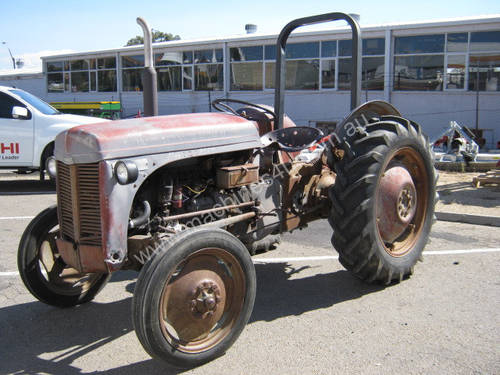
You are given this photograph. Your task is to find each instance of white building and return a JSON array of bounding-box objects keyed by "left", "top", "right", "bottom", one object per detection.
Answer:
[{"left": 1, "top": 15, "right": 499, "bottom": 148}]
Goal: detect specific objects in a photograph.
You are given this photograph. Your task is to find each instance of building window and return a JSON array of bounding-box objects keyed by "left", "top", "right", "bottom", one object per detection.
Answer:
[
  {"left": 338, "top": 38, "right": 385, "bottom": 91},
  {"left": 468, "top": 31, "right": 500, "bottom": 92},
  {"left": 98, "top": 70, "right": 117, "bottom": 92},
  {"left": 445, "top": 33, "right": 467, "bottom": 90},
  {"left": 263, "top": 42, "right": 320, "bottom": 90},
  {"left": 393, "top": 30, "right": 500, "bottom": 92},
  {"left": 321, "top": 60, "right": 335, "bottom": 89},
  {"left": 194, "top": 49, "right": 223, "bottom": 91},
  {"left": 231, "top": 61, "right": 263, "bottom": 90},
  {"left": 470, "top": 31, "right": 500, "bottom": 52},
  {"left": 320, "top": 41, "right": 336, "bottom": 89},
  {"left": 264, "top": 60, "right": 319, "bottom": 90},
  {"left": 97, "top": 57, "right": 117, "bottom": 92},
  {"left": 183, "top": 66, "right": 193, "bottom": 90},
  {"left": 71, "top": 70, "right": 89, "bottom": 92},
  {"left": 230, "top": 46, "right": 263, "bottom": 90},
  {"left": 239, "top": 38, "right": 385, "bottom": 91},
  {"left": 47, "top": 71, "right": 64, "bottom": 93},
  {"left": 393, "top": 34, "right": 444, "bottom": 91},
  {"left": 446, "top": 55, "right": 466, "bottom": 89},
  {"left": 122, "top": 55, "right": 144, "bottom": 91},
  {"left": 394, "top": 55, "right": 444, "bottom": 91},
  {"left": 447, "top": 33, "right": 468, "bottom": 53},
  {"left": 157, "top": 66, "right": 182, "bottom": 91},
  {"left": 46, "top": 57, "right": 116, "bottom": 93},
  {"left": 469, "top": 55, "right": 500, "bottom": 91},
  {"left": 155, "top": 51, "right": 182, "bottom": 91},
  {"left": 195, "top": 64, "right": 223, "bottom": 91}
]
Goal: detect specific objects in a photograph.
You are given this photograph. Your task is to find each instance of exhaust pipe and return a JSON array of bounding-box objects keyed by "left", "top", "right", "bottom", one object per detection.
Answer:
[{"left": 137, "top": 17, "right": 158, "bottom": 117}]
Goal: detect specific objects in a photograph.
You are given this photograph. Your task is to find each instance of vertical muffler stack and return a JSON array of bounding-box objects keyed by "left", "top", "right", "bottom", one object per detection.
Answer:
[{"left": 137, "top": 17, "right": 158, "bottom": 117}]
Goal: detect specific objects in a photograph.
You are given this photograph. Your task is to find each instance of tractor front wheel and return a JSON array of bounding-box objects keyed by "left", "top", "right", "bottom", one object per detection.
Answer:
[
  {"left": 132, "top": 228, "right": 256, "bottom": 368},
  {"left": 18, "top": 205, "right": 110, "bottom": 307}
]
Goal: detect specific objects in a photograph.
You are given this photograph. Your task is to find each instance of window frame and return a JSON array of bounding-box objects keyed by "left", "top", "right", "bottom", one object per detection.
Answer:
[
  {"left": 45, "top": 56, "right": 117, "bottom": 93},
  {"left": 393, "top": 33, "right": 446, "bottom": 92}
]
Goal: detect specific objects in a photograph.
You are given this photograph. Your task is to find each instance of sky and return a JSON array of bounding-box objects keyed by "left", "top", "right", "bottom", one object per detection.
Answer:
[{"left": 1, "top": 0, "right": 499, "bottom": 70}]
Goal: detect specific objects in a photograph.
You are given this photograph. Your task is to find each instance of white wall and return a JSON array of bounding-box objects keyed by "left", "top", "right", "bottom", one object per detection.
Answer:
[
  {"left": 392, "top": 92, "right": 499, "bottom": 148},
  {"left": 0, "top": 75, "right": 45, "bottom": 98},
  {"left": 2, "top": 75, "right": 498, "bottom": 149}
]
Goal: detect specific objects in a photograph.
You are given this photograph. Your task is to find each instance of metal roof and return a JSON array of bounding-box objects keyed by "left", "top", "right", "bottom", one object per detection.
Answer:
[{"left": 40, "top": 14, "right": 500, "bottom": 61}]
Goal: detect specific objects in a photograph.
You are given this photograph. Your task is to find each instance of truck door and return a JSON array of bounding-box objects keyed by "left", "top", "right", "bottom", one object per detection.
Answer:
[{"left": 0, "top": 91, "right": 34, "bottom": 166}]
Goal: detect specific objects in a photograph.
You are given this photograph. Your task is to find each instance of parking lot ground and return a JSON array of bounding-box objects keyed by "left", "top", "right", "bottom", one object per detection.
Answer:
[{"left": 0, "top": 176, "right": 499, "bottom": 375}]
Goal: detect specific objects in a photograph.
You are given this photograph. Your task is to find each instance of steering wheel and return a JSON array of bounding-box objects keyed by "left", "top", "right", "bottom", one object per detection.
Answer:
[{"left": 211, "top": 98, "right": 277, "bottom": 122}]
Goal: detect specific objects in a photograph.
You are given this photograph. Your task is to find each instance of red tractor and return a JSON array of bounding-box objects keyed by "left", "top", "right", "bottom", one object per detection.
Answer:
[{"left": 18, "top": 12, "right": 436, "bottom": 368}]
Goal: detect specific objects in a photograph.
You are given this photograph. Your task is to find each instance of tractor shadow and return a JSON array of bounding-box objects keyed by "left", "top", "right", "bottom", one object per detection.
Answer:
[
  {"left": 250, "top": 262, "right": 384, "bottom": 323},
  {"left": 0, "top": 264, "right": 384, "bottom": 375},
  {"left": 0, "top": 177, "right": 55, "bottom": 195}
]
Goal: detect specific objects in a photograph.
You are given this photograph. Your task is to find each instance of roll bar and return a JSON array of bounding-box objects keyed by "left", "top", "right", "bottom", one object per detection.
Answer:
[{"left": 274, "top": 12, "right": 362, "bottom": 129}]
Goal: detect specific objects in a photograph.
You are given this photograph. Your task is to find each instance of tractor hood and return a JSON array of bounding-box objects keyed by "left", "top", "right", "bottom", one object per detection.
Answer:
[{"left": 55, "top": 113, "right": 262, "bottom": 164}]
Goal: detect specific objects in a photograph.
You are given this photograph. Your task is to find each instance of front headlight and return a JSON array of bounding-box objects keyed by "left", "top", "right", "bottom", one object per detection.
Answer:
[
  {"left": 46, "top": 156, "right": 57, "bottom": 178},
  {"left": 114, "top": 160, "right": 139, "bottom": 185}
]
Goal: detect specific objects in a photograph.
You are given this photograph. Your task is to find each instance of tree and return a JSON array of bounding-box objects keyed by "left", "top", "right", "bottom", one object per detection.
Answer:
[{"left": 125, "top": 30, "right": 180, "bottom": 46}]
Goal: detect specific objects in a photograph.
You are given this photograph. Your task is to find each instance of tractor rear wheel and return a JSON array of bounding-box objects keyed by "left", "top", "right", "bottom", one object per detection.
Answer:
[
  {"left": 328, "top": 116, "right": 437, "bottom": 284},
  {"left": 132, "top": 228, "right": 256, "bottom": 368}
]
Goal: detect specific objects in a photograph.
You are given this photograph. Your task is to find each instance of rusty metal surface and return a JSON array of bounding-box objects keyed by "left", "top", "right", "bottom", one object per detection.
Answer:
[
  {"left": 56, "top": 238, "right": 108, "bottom": 273},
  {"left": 56, "top": 238, "right": 81, "bottom": 272},
  {"left": 55, "top": 113, "right": 262, "bottom": 164},
  {"left": 216, "top": 164, "right": 259, "bottom": 189},
  {"left": 164, "top": 201, "right": 256, "bottom": 222},
  {"left": 56, "top": 161, "right": 75, "bottom": 242},
  {"left": 199, "top": 212, "right": 256, "bottom": 229},
  {"left": 56, "top": 161, "right": 108, "bottom": 273},
  {"left": 159, "top": 247, "right": 245, "bottom": 353},
  {"left": 375, "top": 147, "right": 429, "bottom": 257},
  {"left": 56, "top": 161, "right": 101, "bottom": 247},
  {"left": 78, "top": 244, "right": 108, "bottom": 273},
  {"left": 281, "top": 160, "right": 333, "bottom": 232},
  {"left": 377, "top": 165, "right": 417, "bottom": 243}
]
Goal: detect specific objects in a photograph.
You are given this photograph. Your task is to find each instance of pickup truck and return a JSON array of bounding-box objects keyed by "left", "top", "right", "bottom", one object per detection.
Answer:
[{"left": 0, "top": 85, "right": 108, "bottom": 179}]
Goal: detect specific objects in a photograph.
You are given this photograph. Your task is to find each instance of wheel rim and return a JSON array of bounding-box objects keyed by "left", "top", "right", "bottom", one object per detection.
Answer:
[
  {"left": 376, "top": 147, "right": 429, "bottom": 257},
  {"left": 159, "top": 247, "right": 246, "bottom": 353},
  {"left": 36, "top": 225, "right": 102, "bottom": 296}
]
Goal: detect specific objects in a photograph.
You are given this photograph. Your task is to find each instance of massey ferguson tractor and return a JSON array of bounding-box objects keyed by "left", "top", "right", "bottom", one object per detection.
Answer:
[{"left": 18, "top": 12, "right": 436, "bottom": 368}]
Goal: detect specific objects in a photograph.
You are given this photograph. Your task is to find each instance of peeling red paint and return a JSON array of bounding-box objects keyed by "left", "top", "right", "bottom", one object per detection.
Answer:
[
  {"left": 55, "top": 112, "right": 262, "bottom": 164},
  {"left": 66, "top": 113, "right": 251, "bottom": 140}
]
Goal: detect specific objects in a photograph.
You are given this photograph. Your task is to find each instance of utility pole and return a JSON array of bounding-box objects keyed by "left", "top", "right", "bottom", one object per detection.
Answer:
[
  {"left": 475, "top": 61, "right": 479, "bottom": 131},
  {"left": 2, "top": 42, "right": 16, "bottom": 69}
]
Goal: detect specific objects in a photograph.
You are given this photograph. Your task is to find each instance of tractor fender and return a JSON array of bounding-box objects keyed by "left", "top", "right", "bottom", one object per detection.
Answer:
[{"left": 330, "top": 100, "right": 401, "bottom": 146}]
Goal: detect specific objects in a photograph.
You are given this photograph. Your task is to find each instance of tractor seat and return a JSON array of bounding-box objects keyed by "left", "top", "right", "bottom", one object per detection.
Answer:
[{"left": 261, "top": 126, "right": 324, "bottom": 152}]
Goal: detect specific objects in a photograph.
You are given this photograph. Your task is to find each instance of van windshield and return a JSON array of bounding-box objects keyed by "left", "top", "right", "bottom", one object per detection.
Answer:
[{"left": 9, "top": 89, "right": 60, "bottom": 115}]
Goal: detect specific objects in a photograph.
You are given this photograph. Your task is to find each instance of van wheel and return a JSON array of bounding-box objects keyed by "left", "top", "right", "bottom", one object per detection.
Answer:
[{"left": 39, "top": 143, "right": 54, "bottom": 181}]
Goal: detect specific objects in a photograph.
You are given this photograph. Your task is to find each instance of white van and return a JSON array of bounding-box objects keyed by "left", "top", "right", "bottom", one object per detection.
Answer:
[{"left": 0, "top": 86, "right": 108, "bottom": 179}]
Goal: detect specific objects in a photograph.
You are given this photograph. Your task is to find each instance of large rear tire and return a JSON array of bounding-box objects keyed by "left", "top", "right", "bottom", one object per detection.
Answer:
[
  {"left": 132, "top": 228, "right": 256, "bottom": 368},
  {"left": 328, "top": 116, "right": 437, "bottom": 284},
  {"left": 17, "top": 205, "right": 110, "bottom": 307}
]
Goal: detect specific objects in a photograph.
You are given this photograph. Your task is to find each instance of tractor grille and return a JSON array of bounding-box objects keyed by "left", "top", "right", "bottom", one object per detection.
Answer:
[{"left": 56, "top": 161, "right": 102, "bottom": 246}]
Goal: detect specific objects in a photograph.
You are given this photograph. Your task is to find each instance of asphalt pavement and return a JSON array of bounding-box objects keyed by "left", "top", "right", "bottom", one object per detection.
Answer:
[{"left": 0, "top": 175, "right": 498, "bottom": 375}]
